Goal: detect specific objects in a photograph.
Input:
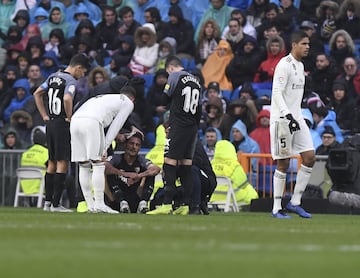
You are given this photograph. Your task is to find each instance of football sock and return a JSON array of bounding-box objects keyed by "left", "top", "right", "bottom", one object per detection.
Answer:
[
  {"left": 178, "top": 165, "right": 193, "bottom": 205},
  {"left": 44, "top": 172, "right": 54, "bottom": 202},
  {"left": 291, "top": 164, "right": 312, "bottom": 206},
  {"left": 79, "top": 162, "right": 94, "bottom": 209},
  {"left": 273, "top": 169, "right": 286, "bottom": 214},
  {"left": 92, "top": 162, "right": 106, "bottom": 206},
  {"left": 163, "top": 163, "right": 177, "bottom": 204},
  {"left": 52, "top": 173, "right": 66, "bottom": 207}
]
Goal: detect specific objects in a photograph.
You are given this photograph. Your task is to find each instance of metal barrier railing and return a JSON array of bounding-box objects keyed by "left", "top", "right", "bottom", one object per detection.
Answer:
[
  {"left": 237, "top": 153, "right": 329, "bottom": 198},
  {"left": 0, "top": 150, "right": 24, "bottom": 206}
]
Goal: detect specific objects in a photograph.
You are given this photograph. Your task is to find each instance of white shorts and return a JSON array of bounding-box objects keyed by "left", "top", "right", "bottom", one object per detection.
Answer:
[
  {"left": 270, "top": 117, "right": 314, "bottom": 160},
  {"left": 70, "top": 118, "right": 104, "bottom": 162}
]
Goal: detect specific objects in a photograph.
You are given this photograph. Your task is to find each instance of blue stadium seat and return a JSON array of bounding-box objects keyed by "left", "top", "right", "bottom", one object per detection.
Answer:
[
  {"left": 138, "top": 73, "right": 154, "bottom": 97},
  {"left": 324, "top": 43, "right": 330, "bottom": 55}
]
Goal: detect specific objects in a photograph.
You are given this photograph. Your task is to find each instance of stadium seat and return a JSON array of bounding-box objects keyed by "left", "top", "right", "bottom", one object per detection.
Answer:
[
  {"left": 14, "top": 167, "right": 45, "bottom": 208},
  {"left": 221, "top": 90, "right": 232, "bottom": 101},
  {"left": 209, "top": 176, "right": 240, "bottom": 212},
  {"left": 138, "top": 73, "right": 154, "bottom": 97}
]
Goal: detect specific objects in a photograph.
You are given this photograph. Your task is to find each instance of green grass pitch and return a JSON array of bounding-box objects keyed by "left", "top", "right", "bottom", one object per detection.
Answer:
[{"left": 1, "top": 208, "right": 360, "bottom": 278}]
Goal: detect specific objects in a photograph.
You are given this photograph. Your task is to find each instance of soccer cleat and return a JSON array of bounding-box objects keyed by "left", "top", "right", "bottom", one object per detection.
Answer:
[
  {"left": 76, "top": 201, "right": 88, "bottom": 213},
  {"left": 43, "top": 201, "right": 51, "bottom": 212},
  {"left": 272, "top": 210, "right": 291, "bottom": 219},
  {"left": 189, "top": 206, "right": 201, "bottom": 215},
  {"left": 94, "top": 204, "right": 119, "bottom": 214},
  {"left": 199, "top": 200, "right": 209, "bottom": 215},
  {"left": 137, "top": 200, "right": 148, "bottom": 214},
  {"left": 146, "top": 204, "right": 172, "bottom": 215},
  {"left": 173, "top": 205, "right": 189, "bottom": 215},
  {"left": 50, "top": 205, "right": 73, "bottom": 212},
  {"left": 286, "top": 202, "right": 312, "bottom": 218},
  {"left": 120, "top": 200, "right": 130, "bottom": 213}
]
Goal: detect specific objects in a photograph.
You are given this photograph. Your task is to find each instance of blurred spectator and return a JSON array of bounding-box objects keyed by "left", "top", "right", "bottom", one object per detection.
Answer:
[
  {"left": 195, "top": 0, "right": 234, "bottom": 42},
  {"left": 246, "top": 0, "right": 269, "bottom": 29},
  {"left": 1, "top": 25, "right": 23, "bottom": 50},
  {"left": 255, "top": 3, "right": 280, "bottom": 44},
  {"left": 195, "top": 18, "right": 221, "bottom": 67},
  {"left": 312, "top": 106, "right": 344, "bottom": 144},
  {"left": 107, "top": 0, "right": 136, "bottom": 14},
  {"left": 40, "top": 50, "right": 60, "bottom": 79},
  {"left": 253, "top": 35, "right": 286, "bottom": 83},
  {"left": 129, "top": 23, "right": 159, "bottom": 75},
  {"left": 204, "top": 96, "right": 225, "bottom": 131},
  {"left": 32, "top": 6, "right": 49, "bottom": 27},
  {"left": 65, "top": 0, "right": 102, "bottom": 25},
  {"left": 315, "top": 125, "right": 340, "bottom": 155},
  {"left": 278, "top": 0, "right": 300, "bottom": 25},
  {"left": 201, "top": 40, "right": 233, "bottom": 91},
  {"left": 316, "top": 0, "right": 339, "bottom": 42},
  {"left": 29, "top": 0, "right": 65, "bottom": 24},
  {"left": 94, "top": 5, "right": 121, "bottom": 51},
  {"left": 118, "top": 6, "right": 141, "bottom": 37},
  {"left": 16, "top": 51, "right": 31, "bottom": 78},
  {"left": 9, "top": 109, "right": 33, "bottom": 148},
  {"left": 87, "top": 66, "right": 110, "bottom": 89},
  {"left": 326, "top": 80, "right": 354, "bottom": 132},
  {"left": 226, "top": 35, "right": 263, "bottom": 89},
  {"left": 0, "top": 0, "right": 16, "bottom": 43},
  {"left": 44, "top": 28, "right": 66, "bottom": 59},
  {"left": 202, "top": 126, "right": 222, "bottom": 158},
  {"left": 249, "top": 109, "right": 272, "bottom": 165},
  {"left": 25, "top": 35, "right": 45, "bottom": 65},
  {"left": 201, "top": 81, "right": 227, "bottom": 113},
  {"left": 19, "top": 23, "right": 42, "bottom": 50},
  {"left": 219, "top": 97, "right": 257, "bottom": 139},
  {"left": 0, "top": 73, "right": 14, "bottom": 127},
  {"left": 27, "top": 63, "right": 45, "bottom": 93},
  {"left": 3, "top": 78, "right": 33, "bottom": 123},
  {"left": 222, "top": 8, "right": 257, "bottom": 40},
  {"left": 165, "top": 5, "right": 195, "bottom": 57},
  {"left": 66, "top": 3, "right": 98, "bottom": 39},
  {"left": 155, "top": 36, "right": 176, "bottom": 71},
  {"left": 299, "top": 20, "right": 325, "bottom": 72},
  {"left": 11, "top": 9, "right": 30, "bottom": 34},
  {"left": 146, "top": 69, "right": 169, "bottom": 118},
  {"left": 144, "top": 6, "right": 167, "bottom": 43},
  {"left": 1, "top": 128, "right": 23, "bottom": 149},
  {"left": 336, "top": 0, "right": 360, "bottom": 41},
  {"left": 110, "top": 35, "right": 135, "bottom": 69},
  {"left": 133, "top": 0, "right": 160, "bottom": 26},
  {"left": 40, "top": 6, "right": 69, "bottom": 41},
  {"left": 310, "top": 53, "right": 340, "bottom": 104},
  {"left": 302, "top": 108, "right": 322, "bottom": 150},
  {"left": 230, "top": 118, "right": 260, "bottom": 154},
  {"left": 329, "top": 29, "right": 356, "bottom": 68},
  {"left": 336, "top": 56, "right": 360, "bottom": 100}
]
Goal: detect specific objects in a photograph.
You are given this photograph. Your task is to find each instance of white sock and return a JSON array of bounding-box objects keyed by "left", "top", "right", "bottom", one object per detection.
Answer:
[
  {"left": 291, "top": 164, "right": 312, "bottom": 206},
  {"left": 273, "top": 169, "right": 287, "bottom": 214},
  {"left": 92, "top": 162, "right": 106, "bottom": 206},
  {"left": 79, "top": 163, "right": 94, "bottom": 209}
]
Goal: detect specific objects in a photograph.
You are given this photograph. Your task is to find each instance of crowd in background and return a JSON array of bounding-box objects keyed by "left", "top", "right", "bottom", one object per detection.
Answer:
[{"left": 1, "top": 0, "right": 360, "bottom": 161}]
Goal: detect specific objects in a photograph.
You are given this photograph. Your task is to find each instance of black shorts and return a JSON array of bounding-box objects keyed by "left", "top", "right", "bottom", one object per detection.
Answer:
[
  {"left": 46, "top": 118, "right": 71, "bottom": 161},
  {"left": 165, "top": 125, "right": 198, "bottom": 160}
]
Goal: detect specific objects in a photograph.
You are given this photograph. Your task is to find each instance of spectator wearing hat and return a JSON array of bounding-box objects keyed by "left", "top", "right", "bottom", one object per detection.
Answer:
[
  {"left": 326, "top": 80, "right": 354, "bottom": 133},
  {"left": 336, "top": 0, "right": 360, "bottom": 41},
  {"left": 65, "top": 0, "right": 101, "bottom": 25},
  {"left": 40, "top": 50, "right": 60, "bottom": 79},
  {"left": 315, "top": 125, "right": 340, "bottom": 155},
  {"left": 19, "top": 24, "right": 42, "bottom": 51},
  {"left": 9, "top": 109, "right": 33, "bottom": 148},
  {"left": 129, "top": 23, "right": 159, "bottom": 76},
  {"left": 25, "top": 35, "right": 45, "bottom": 66},
  {"left": 32, "top": 6, "right": 49, "bottom": 27},
  {"left": 201, "top": 81, "right": 227, "bottom": 113},
  {"left": 299, "top": 20, "right": 324, "bottom": 72},
  {"left": 1, "top": 25, "right": 23, "bottom": 51},
  {"left": 204, "top": 96, "right": 225, "bottom": 132},
  {"left": 201, "top": 40, "right": 233, "bottom": 91},
  {"left": 310, "top": 53, "right": 340, "bottom": 104}
]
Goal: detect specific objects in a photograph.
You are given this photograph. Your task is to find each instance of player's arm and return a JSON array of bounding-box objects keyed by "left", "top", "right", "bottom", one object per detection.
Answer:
[
  {"left": 138, "top": 163, "right": 161, "bottom": 179},
  {"left": 33, "top": 86, "right": 49, "bottom": 121},
  {"left": 63, "top": 93, "right": 73, "bottom": 122}
]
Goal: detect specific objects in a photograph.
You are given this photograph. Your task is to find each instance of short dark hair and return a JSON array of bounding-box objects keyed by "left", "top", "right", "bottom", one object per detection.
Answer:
[
  {"left": 165, "top": 55, "right": 182, "bottom": 68},
  {"left": 69, "top": 54, "right": 91, "bottom": 69},
  {"left": 120, "top": 85, "right": 136, "bottom": 99},
  {"left": 290, "top": 30, "right": 309, "bottom": 44},
  {"left": 118, "top": 6, "right": 134, "bottom": 18},
  {"left": 145, "top": 7, "right": 161, "bottom": 22}
]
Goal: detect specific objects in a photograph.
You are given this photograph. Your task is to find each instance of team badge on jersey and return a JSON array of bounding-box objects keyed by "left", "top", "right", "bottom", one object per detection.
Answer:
[
  {"left": 278, "top": 76, "right": 285, "bottom": 84},
  {"left": 165, "top": 84, "right": 170, "bottom": 90}
]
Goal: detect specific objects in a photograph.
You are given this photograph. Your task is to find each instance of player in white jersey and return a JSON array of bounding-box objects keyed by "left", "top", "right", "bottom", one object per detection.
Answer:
[
  {"left": 70, "top": 86, "right": 136, "bottom": 213},
  {"left": 270, "top": 30, "right": 315, "bottom": 219}
]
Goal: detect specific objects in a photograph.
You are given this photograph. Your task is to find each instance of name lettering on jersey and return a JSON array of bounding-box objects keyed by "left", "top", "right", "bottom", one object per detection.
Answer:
[
  {"left": 49, "top": 76, "right": 64, "bottom": 86},
  {"left": 181, "top": 76, "right": 201, "bottom": 88},
  {"left": 291, "top": 84, "right": 304, "bottom": 89}
]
